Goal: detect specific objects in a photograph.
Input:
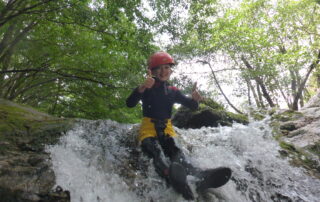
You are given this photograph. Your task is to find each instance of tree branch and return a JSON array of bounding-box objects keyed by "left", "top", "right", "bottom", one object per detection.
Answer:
[
  {"left": 0, "top": 68, "right": 43, "bottom": 74},
  {"left": 49, "top": 70, "right": 115, "bottom": 88},
  {"left": 241, "top": 55, "right": 276, "bottom": 107},
  {"left": 0, "top": 0, "right": 55, "bottom": 27},
  {"left": 198, "top": 60, "right": 244, "bottom": 114},
  {"left": 292, "top": 49, "right": 320, "bottom": 110}
]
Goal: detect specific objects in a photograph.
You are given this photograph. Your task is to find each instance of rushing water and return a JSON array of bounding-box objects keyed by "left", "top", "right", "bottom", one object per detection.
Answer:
[{"left": 47, "top": 118, "right": 320, "bottom": 202}]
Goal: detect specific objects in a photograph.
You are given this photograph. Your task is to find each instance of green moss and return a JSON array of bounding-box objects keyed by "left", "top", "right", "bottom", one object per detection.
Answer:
[
  {"left": 270, "top": 108, "right": 319, "bottom": 178},
  {"left": 252, "top": 113, "right": 266, "bottom": 121},
  {"left": 279, "top": 141, "right": 297, "bottom": 152},
  {"left": 201, "top": 99, "right": 225, "bottom": 110},
  {"left": 226, "top": 112, "right": 248, "bottom": 124},
  {"left": 279, "top": 141, "right": 319, "bottom": 178},
  {"left": 272, "top": 110, "right": 303, "bottom": 122},
  {"left": 0, "top": 99, "right": 74, "bottom": 151},
  {"left": 308, "top": 142, "right": 320, "bottom": 156}
]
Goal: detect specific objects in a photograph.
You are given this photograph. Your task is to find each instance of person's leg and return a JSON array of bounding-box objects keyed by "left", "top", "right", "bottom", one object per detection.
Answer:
[
  {"left": 160, "top": 136, "right": 196, "bottom": 200},
  {"left": 160, "top": 136, "right": 202, "bottom": 176},
  {"left": 140, "top": 137, "right": 170, "bottom": 179},
  {"left": 152, "top": 119, "right": 201, "bottom": 176}
]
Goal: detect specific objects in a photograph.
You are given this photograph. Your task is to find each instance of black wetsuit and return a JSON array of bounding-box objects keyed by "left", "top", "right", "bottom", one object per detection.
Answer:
[
  {"left": 126, "top": 79, "right": 198, "bottom": 119},
  {"left": 126, "top": 78, "right": 200, "bottom": 178}
]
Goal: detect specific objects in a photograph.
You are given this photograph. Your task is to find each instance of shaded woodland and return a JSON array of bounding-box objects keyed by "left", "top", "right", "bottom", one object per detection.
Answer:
[{"left": 1, "top": 0, "right": 319, "bottom": 122}]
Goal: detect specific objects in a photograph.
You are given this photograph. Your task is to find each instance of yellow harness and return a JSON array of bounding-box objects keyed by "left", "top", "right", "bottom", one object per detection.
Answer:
[{"left": 138, "top": 117, "right": 177, "bottom": 142}]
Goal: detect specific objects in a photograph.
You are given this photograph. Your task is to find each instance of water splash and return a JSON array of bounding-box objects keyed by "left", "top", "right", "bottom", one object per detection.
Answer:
[{"left": 47, "top": 118, "right": 320, "bottom": 202}]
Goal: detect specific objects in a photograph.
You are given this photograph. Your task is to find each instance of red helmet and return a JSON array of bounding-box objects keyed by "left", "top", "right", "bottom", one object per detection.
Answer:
[{"left": 147, "top": 51, "right": 175, "bottom": 70}]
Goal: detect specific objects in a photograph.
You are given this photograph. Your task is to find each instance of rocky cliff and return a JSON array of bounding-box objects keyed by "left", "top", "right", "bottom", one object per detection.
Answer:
[
  {"left": 0, "top": 99, "right": 73, "bottom": 201},
  {"left": 273, "top": 90, "right": 320, "bottom": 178}
]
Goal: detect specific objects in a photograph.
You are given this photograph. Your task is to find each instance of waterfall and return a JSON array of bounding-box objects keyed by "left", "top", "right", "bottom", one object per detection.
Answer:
[{"left": 46, "top": 118, "right": 320, "bottom": 202}]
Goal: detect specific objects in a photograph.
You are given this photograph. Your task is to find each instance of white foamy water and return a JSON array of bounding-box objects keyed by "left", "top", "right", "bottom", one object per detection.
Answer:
[{"left": 47, "top": 118, "right": 320, "bottom": 202}]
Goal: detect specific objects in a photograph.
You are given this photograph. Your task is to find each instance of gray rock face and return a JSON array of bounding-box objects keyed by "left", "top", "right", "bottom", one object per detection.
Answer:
[
  {"left": 303, "top": 89, "right": 320, "bottom": 108},
  {"left": 278, "top": 90, "right": 320, "bottom": 148},
  {"left": 275, "top": 90, "right": 320, "bottom": 178},
  {"left": 0, "top": 99, "right": 72, "bottom": 201}
]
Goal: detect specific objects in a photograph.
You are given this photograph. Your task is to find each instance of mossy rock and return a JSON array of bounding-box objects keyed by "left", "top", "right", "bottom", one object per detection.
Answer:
[
  {"left": 306, "top": 142, "right": 320, "bottom": 157},
  {"left": 0, "top": 98, "right": 75, "bottom": 155},
  {"left": 272, "top": 110, "right": 303, "bottom": 122},
  {"left": 201, "top": 99, "right": 225, "bottom": 110},
  {"left": 279, "top": 122, "right": 297, "bottom": 132},
  {"left": 226, "top": 111, "right": 248, "bottom": 125},
  {"left": 0, "top": 99, "right": 73, "bottom": 201},
  {"left": 172, "top": 100, "right": 248, "bottom": 129},
  {"left": 278, "top": 141, "right": 320, "bottom": 179},
  {"left": 0, "top": 99, "right": 74, "bottom": 150}
]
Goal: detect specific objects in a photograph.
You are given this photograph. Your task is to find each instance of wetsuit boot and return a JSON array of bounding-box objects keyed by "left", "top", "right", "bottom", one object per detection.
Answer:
[
  {"left": 196, "top": 167, "right": 232, "bottom": 192},
  {"left": 169, "top": 162, "right": 194, "bottom": 200}
]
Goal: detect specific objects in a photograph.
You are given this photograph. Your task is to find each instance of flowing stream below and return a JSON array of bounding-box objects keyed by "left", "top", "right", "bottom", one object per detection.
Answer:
[{"left": 46, "top": 118, "right": 320, "bottom": 202}]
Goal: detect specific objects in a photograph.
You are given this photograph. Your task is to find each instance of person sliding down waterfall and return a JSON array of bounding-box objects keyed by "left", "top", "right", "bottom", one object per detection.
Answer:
[{"left": 126, "top": 51, "right": 231, "bottom": 200}]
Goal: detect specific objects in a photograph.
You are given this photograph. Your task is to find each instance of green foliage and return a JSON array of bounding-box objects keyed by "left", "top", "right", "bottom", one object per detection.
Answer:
[
  {"left": 307, "top": 67, "right": 320, "bottom": 99},
  {"left": 176, "top": 0, "right": 320, "bottom": 110},
  {"left": 2, "top": 0, "right": 319, "bottom": 123},
  {"left": 0, "top": 0, "right": 158, "bottom": 122}
]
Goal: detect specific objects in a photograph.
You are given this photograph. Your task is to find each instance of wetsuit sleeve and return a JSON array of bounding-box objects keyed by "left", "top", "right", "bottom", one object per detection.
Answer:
[
  {"left": 175, "top": 90, "right": 199, "bottom": 110},
  {"left": 126, "top": 87, "right": 143, "bottom": 108}
]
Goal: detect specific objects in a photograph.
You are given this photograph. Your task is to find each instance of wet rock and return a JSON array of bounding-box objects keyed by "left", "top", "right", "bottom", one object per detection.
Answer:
[
  {"left": 272, "top": 90, "right": 320, "bottom": 179},
  {"left": 39, "top": 186, "right": 70, "bottom": 202},
  {"left": 279, "top": 122, "right": 296, "bottom": 132},
  {"left": 0, "top": 99, "right": 74, "bottom": 201},
  {"left": 270, "top": 193, "right": 293, "bottom": 202},
  {"left": 172, "top": 101, "right": 248, "bottom": 129},
  {"left": 232, "top": 177, "right": 248, "bottom": 192}
]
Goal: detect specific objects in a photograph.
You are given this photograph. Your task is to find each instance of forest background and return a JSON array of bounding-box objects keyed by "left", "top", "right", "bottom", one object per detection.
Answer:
[{"left": 0, "top": 0, "right": 319, "bottom": 123}]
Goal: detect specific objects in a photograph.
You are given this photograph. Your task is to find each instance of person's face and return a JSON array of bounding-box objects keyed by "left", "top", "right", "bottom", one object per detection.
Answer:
[{"left": 152, "top": 64, "right": 173, "bottom": 81}]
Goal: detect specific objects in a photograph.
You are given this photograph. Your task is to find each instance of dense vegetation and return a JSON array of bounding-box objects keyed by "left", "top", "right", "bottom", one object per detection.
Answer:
[
  {"left": 0, "top": 0, "right": 157, "bottom": 122},
  {"left": 1, "top": 0, "right": 319, "bottom": 122},
  {"left": 173, "top": 0, "right": 320, "bottom": 112}
]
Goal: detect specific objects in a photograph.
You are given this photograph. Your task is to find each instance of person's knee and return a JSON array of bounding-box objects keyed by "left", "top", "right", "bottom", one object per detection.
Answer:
[
  {"left": 162, "top": 137, "right": 180, "bottom": 155},
  {"left": 141, "top": 137, "right": 160, "bottom": 157}
]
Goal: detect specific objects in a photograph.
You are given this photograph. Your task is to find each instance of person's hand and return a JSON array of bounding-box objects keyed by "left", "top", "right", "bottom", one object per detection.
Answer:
[
  {"left": 138, "top": 69, "right": 155, "bottom": 93},
  {"left": 191, "top": 82, "right": 203, "bottom": 102}
]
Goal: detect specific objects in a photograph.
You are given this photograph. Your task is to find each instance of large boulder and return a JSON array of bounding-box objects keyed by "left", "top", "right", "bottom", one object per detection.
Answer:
[
  {"left": 172, "top": 99, "right": 248, "bottom": 129},
  {"left": 0, "top": 99, "right": 73, "bottom": 201},
  {"left": 271, "top": 90, "right": 320, "bottom": 178}
]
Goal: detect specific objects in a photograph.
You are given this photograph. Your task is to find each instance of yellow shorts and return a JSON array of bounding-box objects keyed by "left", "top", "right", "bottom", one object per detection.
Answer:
[{"left": 138, "top": 117, "right": 176, "bottom": 142}]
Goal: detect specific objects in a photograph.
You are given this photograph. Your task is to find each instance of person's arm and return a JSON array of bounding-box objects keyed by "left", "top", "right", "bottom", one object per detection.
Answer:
[
  {"left": 175, "top": 89, "right": 199, "bottom": 110},
  {"left": 174, "top": 82, "right": 202, "bottom": 109},
  {"left": 126, "top": 87, "right": 143, "bottom": 108},
  {"left": 126, "top": 70, "right": 155, "bottom": 108}
]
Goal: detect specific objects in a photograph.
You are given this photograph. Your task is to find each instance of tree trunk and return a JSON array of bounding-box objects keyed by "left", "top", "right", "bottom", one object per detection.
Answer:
[
  {"left": 246, "top": 80, "right": 252, "bottom": 106},
  {"left": 241, "top": 56, "right": 276, "bottom": 107},
  {"left": 245, "top": 78, "right": 261, "bottom": 108},
  {"left": 292, "top": 50, "right": 320, "bottom": 110}
]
